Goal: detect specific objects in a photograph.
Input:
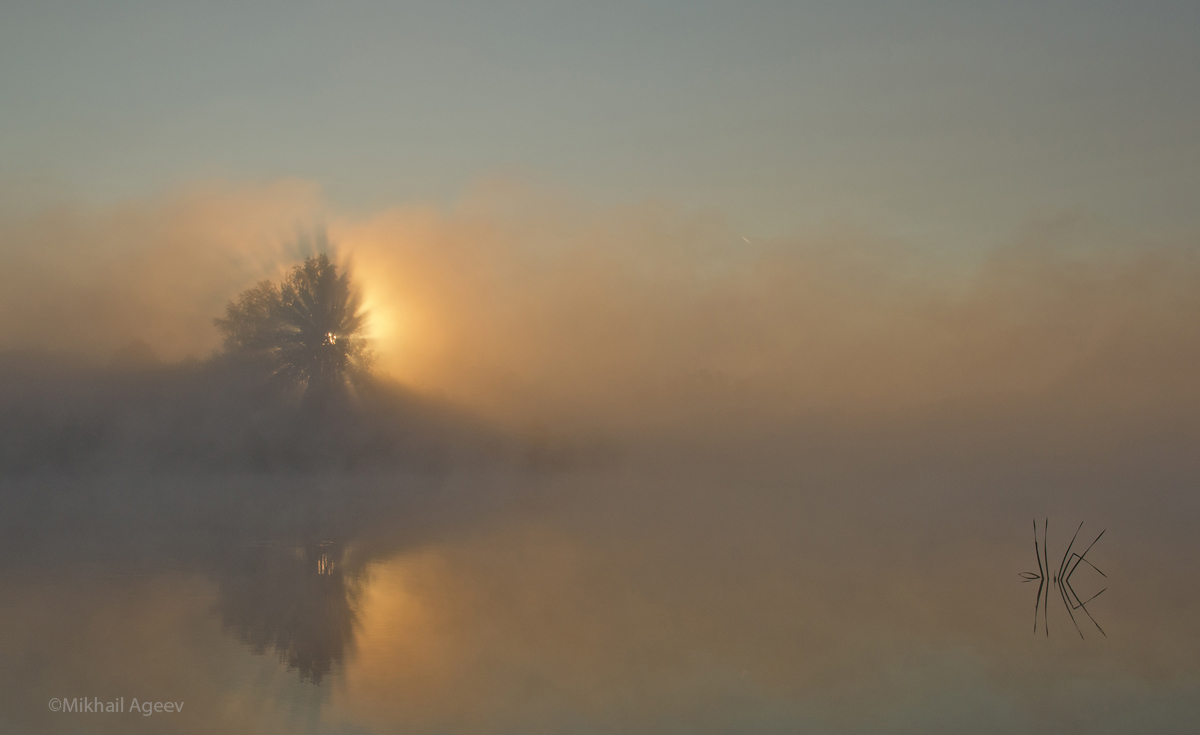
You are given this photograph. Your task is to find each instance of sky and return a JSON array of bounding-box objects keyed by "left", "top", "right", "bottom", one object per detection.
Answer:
[
  {"left": 3, "top": 0, "right": 1199, "bottom": 251},
  {"left": 3, "top": 0, "right": 1200, "bottom": 429}
]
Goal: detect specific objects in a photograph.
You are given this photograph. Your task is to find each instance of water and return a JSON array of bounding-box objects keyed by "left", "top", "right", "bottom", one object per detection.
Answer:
[{"left": 2, "top": 439, "right": 1198, "bottom": 734}]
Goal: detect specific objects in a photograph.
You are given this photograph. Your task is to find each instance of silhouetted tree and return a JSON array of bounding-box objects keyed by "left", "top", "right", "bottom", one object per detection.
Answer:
[{"left": 215, "top": 253, "right": 372, "bottom": 405}]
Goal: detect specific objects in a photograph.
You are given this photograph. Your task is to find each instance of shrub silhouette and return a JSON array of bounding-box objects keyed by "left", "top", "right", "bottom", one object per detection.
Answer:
[{"left": 215, "top": 253, "right": 372, "bottom": 405}]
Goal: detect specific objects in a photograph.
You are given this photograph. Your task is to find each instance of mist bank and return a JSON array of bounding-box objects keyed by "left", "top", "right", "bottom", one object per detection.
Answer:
[
  {"left": 0, "top": 351, "right": 509, "bottom": 474},
  {"left": 1, "top": 179, "right": 1199, "bottom": 466}
]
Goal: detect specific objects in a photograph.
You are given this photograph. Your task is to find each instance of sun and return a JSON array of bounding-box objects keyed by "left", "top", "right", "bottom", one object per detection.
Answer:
[{"left": 359, "top": 294, "right": 396, "bottom": 344}]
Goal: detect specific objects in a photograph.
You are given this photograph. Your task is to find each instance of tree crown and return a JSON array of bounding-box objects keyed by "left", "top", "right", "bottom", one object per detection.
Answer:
[{"left": 215, "top": 253, "right": 372, "bottom": 401}]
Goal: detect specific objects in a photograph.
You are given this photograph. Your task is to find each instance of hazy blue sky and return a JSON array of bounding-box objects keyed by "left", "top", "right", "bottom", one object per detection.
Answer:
[{"left": 3, "top": 0, "right": 1198, "bottom": 249}]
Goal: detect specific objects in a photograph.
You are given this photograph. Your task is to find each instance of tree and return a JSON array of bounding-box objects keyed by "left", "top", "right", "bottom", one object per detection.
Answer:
[{"left": 215, "top": 253, "right": 372, "bottom": 404}]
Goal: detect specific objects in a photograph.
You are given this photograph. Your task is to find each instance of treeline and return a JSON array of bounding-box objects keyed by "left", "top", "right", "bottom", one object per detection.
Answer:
[{"left": 0, "top": 350, "right": 505, "bottom": 473}]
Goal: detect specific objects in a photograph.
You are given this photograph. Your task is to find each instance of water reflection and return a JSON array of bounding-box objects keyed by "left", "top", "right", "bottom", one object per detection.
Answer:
[
  {"left": 216, "top": 541, "right": 361, "bottom": 684},
  {"left": 1, "top": 454, "right": 1199, "bottom": 734},
  {"left": 0, "top": 470, "right": 503, "bottom": 707},
  {"left": 1021, "top": 519, "right": 1108, "bottom": 639}
]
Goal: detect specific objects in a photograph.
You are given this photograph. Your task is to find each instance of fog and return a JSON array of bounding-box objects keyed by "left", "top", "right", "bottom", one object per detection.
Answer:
[
  {"left": 1, "top": 180, "right": 1198, "bottom": 733},
  {"left": 5, "top": 179, "right": 1200, "bottom": 431}
]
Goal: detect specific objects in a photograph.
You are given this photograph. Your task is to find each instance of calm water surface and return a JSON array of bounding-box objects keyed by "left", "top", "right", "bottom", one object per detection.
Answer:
[{"left": 2, "top": 450, "right": 1198, "bottom": 734}]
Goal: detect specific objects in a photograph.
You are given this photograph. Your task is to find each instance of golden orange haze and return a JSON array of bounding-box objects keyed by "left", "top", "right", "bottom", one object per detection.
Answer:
[{"left": 4, "top": 179, "right": 1200, "bottom": 432}]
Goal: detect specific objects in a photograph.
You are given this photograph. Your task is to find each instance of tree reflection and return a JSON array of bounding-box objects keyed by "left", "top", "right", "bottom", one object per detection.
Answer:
[{"left": 216, "top": 541, "right": 361, "bottom": 684}]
